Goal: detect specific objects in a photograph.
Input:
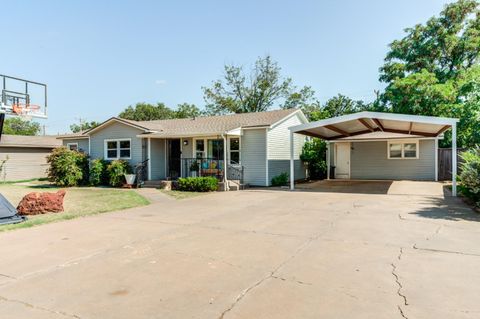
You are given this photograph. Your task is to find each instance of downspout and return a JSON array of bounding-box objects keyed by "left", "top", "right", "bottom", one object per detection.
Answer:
[{"left": 222, "top": 133, "right": 229, "bottom": 191}]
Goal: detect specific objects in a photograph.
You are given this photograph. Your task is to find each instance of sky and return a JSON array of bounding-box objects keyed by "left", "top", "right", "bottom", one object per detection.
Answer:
[{"left": 0, "top": 0, "right": 450, "bottom": 134}]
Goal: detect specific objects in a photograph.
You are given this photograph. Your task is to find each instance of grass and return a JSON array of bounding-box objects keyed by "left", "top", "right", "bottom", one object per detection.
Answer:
[
  {"left": 0, "top": 183, "right": 150, "bottom": 232},
  {"left": 159, "top": 189, "right": 209, "bottom": 200}
]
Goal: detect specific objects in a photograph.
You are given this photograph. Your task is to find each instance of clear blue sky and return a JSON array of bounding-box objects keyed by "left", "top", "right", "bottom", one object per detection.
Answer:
[{"left": 1, "top": 0, "right": 449, "bottom": 134}]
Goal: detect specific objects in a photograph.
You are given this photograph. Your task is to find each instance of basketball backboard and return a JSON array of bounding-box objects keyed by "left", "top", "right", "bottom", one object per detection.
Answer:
[{"left": 0, "top": 74, "right": 47, "bottom": 119}]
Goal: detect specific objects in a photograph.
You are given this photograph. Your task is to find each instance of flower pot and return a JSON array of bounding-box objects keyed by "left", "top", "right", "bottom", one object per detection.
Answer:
[{"left": 124, "top": 174, "right": 136, "bottom": 185}]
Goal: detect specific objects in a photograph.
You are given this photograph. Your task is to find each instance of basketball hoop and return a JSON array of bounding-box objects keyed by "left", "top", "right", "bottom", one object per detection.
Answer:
[{"left": 12, "top": 103, "right": 41, "bottom": 120}]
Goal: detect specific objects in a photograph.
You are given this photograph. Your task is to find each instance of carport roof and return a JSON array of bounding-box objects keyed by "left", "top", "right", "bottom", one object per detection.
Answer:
[{"left": 289, "top": 111, "right": 459, "bottom": 140}]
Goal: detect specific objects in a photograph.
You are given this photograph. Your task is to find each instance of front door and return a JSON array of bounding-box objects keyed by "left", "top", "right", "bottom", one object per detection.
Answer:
[
  {"left": 168, "top": 139, "right": 181, "bottom": 179},
  {"left": 335, "top": 142, "right": 350, "bottom": 179}
]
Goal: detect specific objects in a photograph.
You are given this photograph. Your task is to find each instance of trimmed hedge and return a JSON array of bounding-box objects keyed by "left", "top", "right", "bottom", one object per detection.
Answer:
[
  {"left": 177, "top": 177, "right": 218, "bottom": 192},
  {"left": 47, "top": 147, "right": 89, "bottom": 187},
  {"left": 271, "top": 172, "right": 289, "bottom": 186},
  {"left": 106, "top": 160, "right": 133, "bottom": 187}
]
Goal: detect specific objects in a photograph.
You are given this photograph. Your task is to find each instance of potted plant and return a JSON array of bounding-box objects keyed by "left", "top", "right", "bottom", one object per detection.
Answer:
[
  {"left": 190, "top": 161, "right": 199, "bottom": 177},
  {"left": 124, "top": 173, "right": 136, "bottom": 185}
]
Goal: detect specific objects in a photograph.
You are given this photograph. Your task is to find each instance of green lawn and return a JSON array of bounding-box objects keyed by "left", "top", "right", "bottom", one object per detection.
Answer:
[{"left": 0, "top": 182, "right": 150, "bottom": 232}]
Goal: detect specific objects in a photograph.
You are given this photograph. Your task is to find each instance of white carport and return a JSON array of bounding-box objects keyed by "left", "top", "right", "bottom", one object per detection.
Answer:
[{"left": 289, "top": 112, "right": 460, "bottom": 195}]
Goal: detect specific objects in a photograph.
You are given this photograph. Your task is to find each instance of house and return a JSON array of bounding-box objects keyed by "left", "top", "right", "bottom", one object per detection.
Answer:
[
  {"left": 0, "top": 135, "right": 62, "bottom": 181},
  {"left": 58, "top": 109, "right": 308, "bottom": 188},
  {"left": 288, "top": 111, "right": 459, "bottom": 195}
]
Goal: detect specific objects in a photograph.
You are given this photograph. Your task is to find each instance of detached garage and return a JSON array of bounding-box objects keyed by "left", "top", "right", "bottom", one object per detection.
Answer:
[
  {"left": 0, "top": 135, "right": 61, "bottom": 181},
  {"left": 288, "top": 112, "right": 459, "bottom": 195}
]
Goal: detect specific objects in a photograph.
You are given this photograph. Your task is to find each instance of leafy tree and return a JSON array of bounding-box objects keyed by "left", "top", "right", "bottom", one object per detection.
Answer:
[
  {"left": 174, "top": 103, "right": 202, "bottom": 118},
  {"left": 119, "top": 102, "right": 174, "bottom": 121},
  {"left": 3, "top": 117, "right": 40, "bottom": 135},
  {"left": 379, "top": 0, "right": 480, "bottom": 147},
  {"left": 70, "top": 121, "right": 100, "bottom": 133},
  {"left": 300, "top": 139, "right": 327, "bottom": 179},
  {"left": 203, "top": 55, "right": 310, "bottom": 114}
]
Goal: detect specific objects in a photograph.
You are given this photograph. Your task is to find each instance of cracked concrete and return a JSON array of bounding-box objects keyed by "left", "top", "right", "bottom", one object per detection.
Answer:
[{"left": 0, "top": 182, "right": 479, "bottom": 318}]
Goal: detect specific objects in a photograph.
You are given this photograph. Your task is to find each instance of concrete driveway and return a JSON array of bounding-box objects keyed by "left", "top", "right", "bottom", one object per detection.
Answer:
[{"left": 0, "top": 188, "right": 479, "bottom": 319}]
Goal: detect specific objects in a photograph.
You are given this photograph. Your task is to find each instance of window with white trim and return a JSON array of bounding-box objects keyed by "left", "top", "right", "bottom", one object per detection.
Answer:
[
  {"left": 229, "top": 137, "right": 240, "bottom": 164},
  {"left": 105, "top": 139, "right": 131, "bottom": 160},
  {"left": 387, "top": 141, "right": 418, "bottom": 159},
  {"left": 67, "top": 143, "right": 78, "bottom": 151}
]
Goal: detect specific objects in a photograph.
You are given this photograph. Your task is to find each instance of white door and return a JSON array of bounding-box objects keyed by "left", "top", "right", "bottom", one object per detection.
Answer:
[{"left": 335, "top": 143, "right": 350, "bottom": 179}]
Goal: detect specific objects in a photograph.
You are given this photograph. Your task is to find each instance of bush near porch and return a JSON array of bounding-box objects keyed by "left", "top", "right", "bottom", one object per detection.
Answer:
[
  {"left": 459, "top": 147, "right": 480, "bottom": 207},
  {"left": 177, "top": 177, "right": 218, "bottom": 192}
]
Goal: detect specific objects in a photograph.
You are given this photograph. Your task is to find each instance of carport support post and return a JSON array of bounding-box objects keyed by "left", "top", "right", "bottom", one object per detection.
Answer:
[
  {"left": 326, "top": 142, "right": 330, "bottom": 180},
  {"left": 452, "top": 123, "right": 457, "bottom": 197},
  {"left": 290, "top": 130, "right": 295, "bottom": 190}
]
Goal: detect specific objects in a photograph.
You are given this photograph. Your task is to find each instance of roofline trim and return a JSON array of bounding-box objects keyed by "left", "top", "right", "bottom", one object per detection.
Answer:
[
  {"left": 84, "top": 117, "right": 153, "bottom": 135},
  {"left": 289, "top": 111, "right": 459, "bottom": 133}
]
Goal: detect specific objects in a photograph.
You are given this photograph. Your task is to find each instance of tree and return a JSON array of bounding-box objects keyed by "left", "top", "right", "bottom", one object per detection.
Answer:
[
  {"left": 203, "top": 55, "right": 309, "bottom": 114},
  {"left": 119, "top": 102, "right": 174, "bottom": 121},
  {"left": 379, "top": 0, "right": 480, "bottom": 147},
  {"left": 174, "top": 103, "right": 202, "bottom": 118},
  {"left": 70, "top": 121, "right": 100, "bottom": 133},
  {"left": 3, "top": 117, "right": 40, "bottom": 135}
]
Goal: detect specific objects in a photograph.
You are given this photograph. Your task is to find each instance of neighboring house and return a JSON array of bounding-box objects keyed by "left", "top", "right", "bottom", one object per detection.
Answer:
[
  {"left": 289, "top": 111, "right": 459, "bottom": 193},
  {"left": 58, "top": 109, "right": 308, "bottom": 187},
  {"left": 0, "top": 135, "right": 62, "bottom": 181}
]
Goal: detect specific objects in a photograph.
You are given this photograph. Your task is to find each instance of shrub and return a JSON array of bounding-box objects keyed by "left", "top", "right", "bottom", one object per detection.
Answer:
[
  {"left": 47, "top": 147, "right": 89, "bottom": 186},
  {"left": 106, "top": 160, "right": 133, "bottom": 187},
  {"left": 459, "top": 146, "right": 480, "bottom": 207},
  {"left": 89, "top": 159, "right": 109, "bottom": 186},
  {"left": 177, "top": 177, "right": 218, "bottom": 192},
  {"left": 300, "top": 138, "right": 327, "bottom": 179},
  {"left": 271, "top": 172, "right": 289, "bottom": 186}
]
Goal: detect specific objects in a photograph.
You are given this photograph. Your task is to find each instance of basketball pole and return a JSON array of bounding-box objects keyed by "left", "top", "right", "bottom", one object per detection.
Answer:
[{"left": 0, "top": 113, "right": 5, "bottom": 142}]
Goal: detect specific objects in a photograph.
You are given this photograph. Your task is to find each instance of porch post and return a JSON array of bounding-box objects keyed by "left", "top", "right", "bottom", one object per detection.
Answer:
[
  {"left": 434, "top": 138, "right": 438, "bottom": 182},
  {"left": 326, "top": 141, "right": 330, "bottom": 180},
  {"left": 290, "top": 130, "right": 295, "bottom": 190},
  {"left": 223, "top": 134, "right": 229, "bottom": 191},
  {"left": 452, "top": 123, "right": 457, "bottom": 197},
  {"left": 147, "top": 138, "right": 152, "bottom": 180}
]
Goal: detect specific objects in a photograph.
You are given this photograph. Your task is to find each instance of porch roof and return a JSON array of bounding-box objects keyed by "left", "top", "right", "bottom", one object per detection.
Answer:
[{"left": 289, "top": 111, "right": 459, "bottom": 140}]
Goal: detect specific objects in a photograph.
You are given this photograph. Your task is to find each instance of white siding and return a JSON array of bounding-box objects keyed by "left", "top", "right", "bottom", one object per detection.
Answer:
[
  {"left": 241, "top": 129, "right": 267, "bottom": 186},
  {"left": 266, "top": 113, "right": 307, "bottom": 184},
  {"left": 349, "top": 140, "right": 436, "bottom": 180},
  {"left": 89, "top": 122, "right": 144, "bottom": 166},
  {"left": 0, "top": 148, "right": 52, "bottom": 181}
]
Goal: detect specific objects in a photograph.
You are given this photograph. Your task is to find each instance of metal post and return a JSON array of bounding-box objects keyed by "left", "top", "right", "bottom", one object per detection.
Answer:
[
  {"left": 223, "top": 134, "right": 229, "bottom": 191},
  {"left": 147, "top": 138, "right": 152, "bottom": 181},
  {"left": 290, "top": 131, "right": 295, "bottom": 190},
  {"left": 326, "top": 141, "right": 330, "bottom": 180},
  {"left": 452, "top": 123, "right": 457, "bottom": 197},
  {"left": 434, "top": 138, "right": 438, "bottom": 182}
]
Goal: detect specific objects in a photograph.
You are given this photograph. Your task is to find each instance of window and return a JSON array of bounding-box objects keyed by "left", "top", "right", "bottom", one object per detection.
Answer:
[
  {"left": 229, "top": 138, "right": 240, "bottom": 164},
  {"left": 207, "top": 139, "right": 224, "bottom": 160},
  {"left": 104, "top": 139, "right": 131, "bottom": 160},
  {"left": 195, "top": 139, "right": 205, "bottom": 159},
  {"left": 387, "top": 141, "right": 418, "bottom": 159},
  {"left": 67, "top": 143, "right": 78, "bottom": 151}
]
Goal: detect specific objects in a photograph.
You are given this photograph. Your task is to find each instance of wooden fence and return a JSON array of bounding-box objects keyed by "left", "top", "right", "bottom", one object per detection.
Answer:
[{"left": 438, "top": 148, "right": 465, "bottom": 181}]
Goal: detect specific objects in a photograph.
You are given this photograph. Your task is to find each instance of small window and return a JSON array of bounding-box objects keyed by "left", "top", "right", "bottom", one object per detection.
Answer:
[
  {"left": 388, "top": 141, "right": 418, "bottom": 159},
  {"left": 229, "top": 138, "right": 240, "bottom": 164},
  {"left": 195, "top": 139, "right": 205, "bottom": 159},
  {"left": 105, "top": 139, "right": 131, "bottom": 160},
  {"left": 67, "top": 143, "right": 78, "bottom": 151}
]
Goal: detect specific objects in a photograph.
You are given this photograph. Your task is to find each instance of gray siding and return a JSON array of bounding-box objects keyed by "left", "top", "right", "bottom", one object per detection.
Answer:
[
  {"left": 89, "top": 122, "right": 144, "bottom": 166},
  {"left": 0, "top": 147, "right": 52, "bottom": 181},
  {"left": 150, "top": 139, "right": 166, "bottom": 180},
  {"left": 267, "top": 113, "right": 307, "bottom": 184},
  {"left": 181, "top": 138, "right": 193, "bottom": 158},
  {"left": 349, "top": 140, "right": 435, "bottom": 180},
  {"left": 268, "top": 160, "right": 306, "bottom": 184},
  {"left": 62, "top": 139, "right": 89, "bottom": 153},
  {"left": 241, "top": 129, "right": 267, "bottom": 186}
]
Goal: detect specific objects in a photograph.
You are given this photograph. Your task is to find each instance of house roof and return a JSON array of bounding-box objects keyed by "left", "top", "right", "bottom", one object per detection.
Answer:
[
  {"left": 290, "top": 111, "right": 459, "bottom": 140},
  {"left": 75, "top": 108, "right": 304, "bottom": 138},
  {"left": 55, "top": 132, "right": 89, "bottom": 140},
  {"left": 0, "top": 135, "right": 62, "bottom": 148}
]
